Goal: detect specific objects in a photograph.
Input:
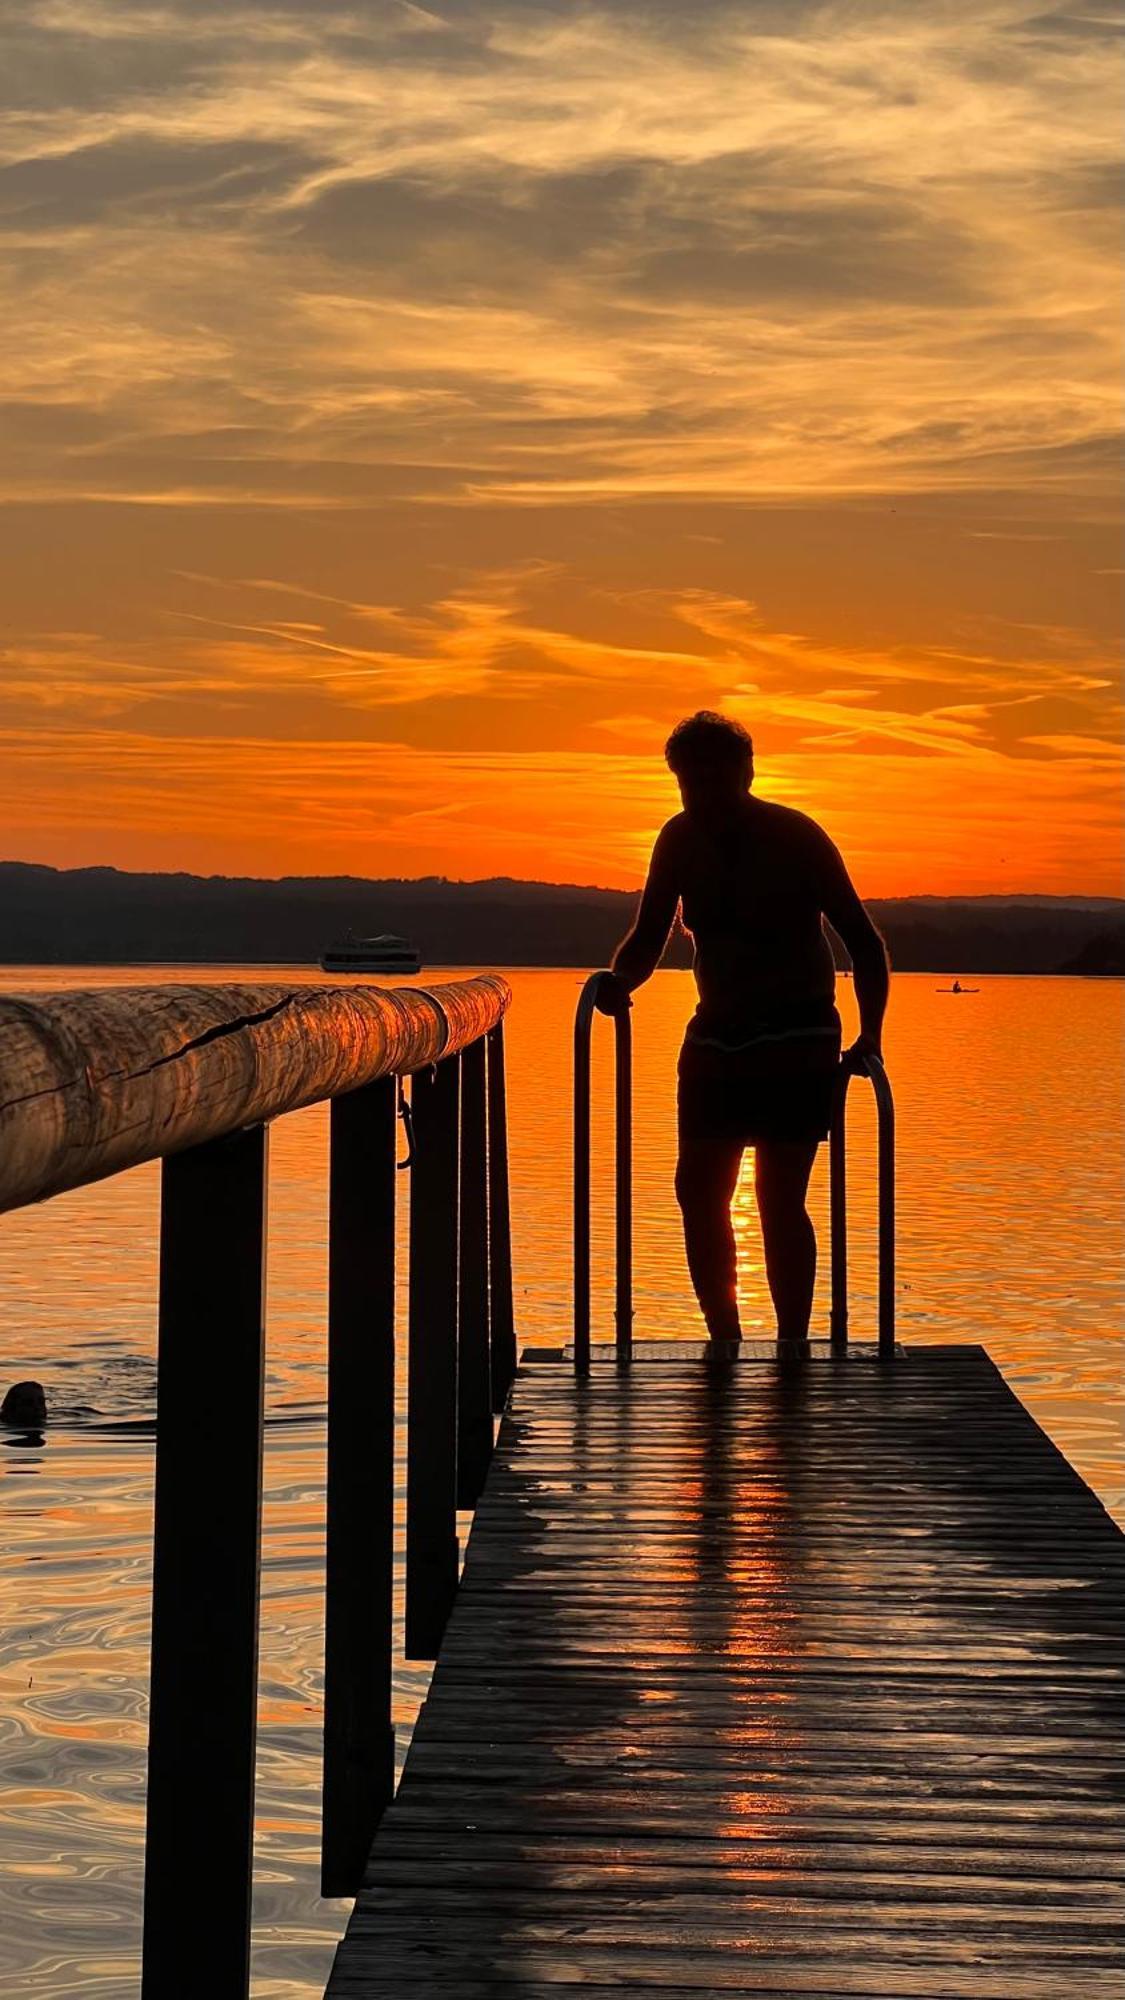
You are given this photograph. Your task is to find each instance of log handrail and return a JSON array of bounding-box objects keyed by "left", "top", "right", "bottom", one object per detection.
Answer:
[{"left": 0, "top": 975, "right": 510, "bottom": 1214}]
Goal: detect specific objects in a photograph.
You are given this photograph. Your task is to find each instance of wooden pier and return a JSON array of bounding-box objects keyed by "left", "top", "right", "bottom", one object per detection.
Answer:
[
  {"left": 328, "top": 1342, "right": 1125, "bottom": 1997},
  {"left": 2, "top": 974, "right": 1121, "bottom": 1995}
]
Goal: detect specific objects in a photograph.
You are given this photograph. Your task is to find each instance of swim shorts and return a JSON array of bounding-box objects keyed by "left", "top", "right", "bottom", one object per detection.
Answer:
[{"left": 677, "top": 1014, "right": 842, "bottom": 1148}]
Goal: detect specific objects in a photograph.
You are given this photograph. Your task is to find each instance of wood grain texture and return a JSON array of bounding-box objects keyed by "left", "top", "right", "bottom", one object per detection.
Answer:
[
  {"left": 0, "top": 974, "right": 509, "bottom": 1212},
  {"left": 326, "top": 1345, "right": 1125, "bottom": 1997}
]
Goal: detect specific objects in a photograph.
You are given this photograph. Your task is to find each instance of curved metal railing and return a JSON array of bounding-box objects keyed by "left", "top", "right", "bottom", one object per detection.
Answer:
[
  {"left": 573, "top": 970, "right": 633, "bottom": 1373},
  {"left": 829, "top": 1051, "right": 897, "bottom": 1359},
  {"left": 573, "top": 972, "right": 897, "bottom": 1367}
]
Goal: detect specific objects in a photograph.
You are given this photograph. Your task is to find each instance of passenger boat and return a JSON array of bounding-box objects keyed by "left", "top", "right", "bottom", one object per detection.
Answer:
[{"left": 319, "top": 931, "right": 422, "bottom": 974}]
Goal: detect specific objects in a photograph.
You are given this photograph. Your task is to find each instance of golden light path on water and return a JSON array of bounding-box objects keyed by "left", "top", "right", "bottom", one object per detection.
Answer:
[{"left": 0, "top": 967, "right": 1121, "bottom": 1995}]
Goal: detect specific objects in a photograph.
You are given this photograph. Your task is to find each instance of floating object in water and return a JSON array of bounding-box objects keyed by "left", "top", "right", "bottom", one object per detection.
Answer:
[
  {"left": 936, "top": 981, "right": 979, "bottom": 994},
  {"left": 1, "top": 1380, "right": 47, "bottom": 1426}
]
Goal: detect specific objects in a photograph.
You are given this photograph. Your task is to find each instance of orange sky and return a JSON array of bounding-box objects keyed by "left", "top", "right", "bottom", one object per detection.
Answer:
[{"left": 1, "top": 1, "right": 1121, "bottom": 895}]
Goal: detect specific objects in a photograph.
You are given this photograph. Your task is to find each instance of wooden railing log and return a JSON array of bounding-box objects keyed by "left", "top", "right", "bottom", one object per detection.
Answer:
[{"left": 0, "top": 977, "right": 509, "bottom": 1214}]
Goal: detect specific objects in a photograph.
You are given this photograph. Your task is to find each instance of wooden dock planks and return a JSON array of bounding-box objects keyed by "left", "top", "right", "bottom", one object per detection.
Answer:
[{"left": 326, "top": 1344, "right": 1125, "bottom": 1997}]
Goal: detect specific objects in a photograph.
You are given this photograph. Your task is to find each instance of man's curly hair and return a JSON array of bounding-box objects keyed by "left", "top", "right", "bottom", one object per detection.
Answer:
[{"left": 664, "top": 711, "right": 753, "bottom": 776}]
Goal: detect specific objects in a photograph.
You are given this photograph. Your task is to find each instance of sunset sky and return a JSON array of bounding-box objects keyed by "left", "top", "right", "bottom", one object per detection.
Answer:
[{"left": 2, "top": 0, "right": 1120, "bottom": 894}]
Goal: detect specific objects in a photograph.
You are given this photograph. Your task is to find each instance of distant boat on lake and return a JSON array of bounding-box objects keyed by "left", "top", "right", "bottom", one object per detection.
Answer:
[
  {"left": 936, "top": 979, "right": 979, "bottom": 994},
  {"left": 320, "top": 931, "right": 422, "bottom": 974}
]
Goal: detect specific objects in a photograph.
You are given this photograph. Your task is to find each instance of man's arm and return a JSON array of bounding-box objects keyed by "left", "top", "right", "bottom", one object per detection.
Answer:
[
  {"left": 597, "top": 825, "right": 680, "bottom": 1012},
  {"left": 815, "top": 832, "right": 890, "bottom": 1059}
]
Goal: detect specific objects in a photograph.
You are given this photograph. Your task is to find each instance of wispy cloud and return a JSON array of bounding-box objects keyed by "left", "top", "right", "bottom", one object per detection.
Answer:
[{"left": 0, "top": 0, "right": 1119, "bottom": 505}]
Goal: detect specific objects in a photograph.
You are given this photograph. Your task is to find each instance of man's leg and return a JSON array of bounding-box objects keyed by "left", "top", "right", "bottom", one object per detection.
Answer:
[
  {"left": 675, "top": 1136, "right": 745, "bottom": 1342},
  {"left": 754, "top": 1139, "right": 819, "bottom": 1343}
]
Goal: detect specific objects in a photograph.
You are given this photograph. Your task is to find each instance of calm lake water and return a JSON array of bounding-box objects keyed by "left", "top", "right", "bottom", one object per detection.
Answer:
[{"left": 1, "top": 965, "right": 1121, "bottom": 1996}]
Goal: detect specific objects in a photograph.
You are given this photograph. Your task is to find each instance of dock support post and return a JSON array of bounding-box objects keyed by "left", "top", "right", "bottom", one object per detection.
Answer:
[
  {"left": 143, "top": 1124, "right": 267, "bottom": 2000},
  {"left": 486, "top": 1022, "right": 516, "bottom": 1411},
  {"left": 321, "top": 1077, "right": 397, "bottom": 1897},
  {"left": 405, "top": 1056, "right": 460, "bottom": 1658},
  {"left": 457, "top": 1038, "right": 493, "bottom": 1507}
]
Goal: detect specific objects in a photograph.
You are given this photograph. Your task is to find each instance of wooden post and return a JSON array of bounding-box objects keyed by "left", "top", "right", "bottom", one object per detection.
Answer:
[
  {"left": 405, "top": 1057, "right": 460, "bottom": 1659},
  {"left": 486, "top": 1022, "right": 516, "bottom": 1411},
  {"left": 457, "top": 1038, "right": 492, "bottom": 1508},
  {"left": 143, "top": 1124, "right": 267, "bottom": 2000},
  {"left": 321, "top": 1077, "right": 397, "bottom": 1898}
]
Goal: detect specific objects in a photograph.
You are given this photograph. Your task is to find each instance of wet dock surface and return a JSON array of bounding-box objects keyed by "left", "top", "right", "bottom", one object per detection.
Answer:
[{"left": 327, "top": 1343, "right": 1125, "bottom": 1996}]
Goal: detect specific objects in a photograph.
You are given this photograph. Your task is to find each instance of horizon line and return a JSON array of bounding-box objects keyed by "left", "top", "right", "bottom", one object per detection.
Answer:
[{"left": 1, "top": 857, "right": 1121, "bottom": 906}]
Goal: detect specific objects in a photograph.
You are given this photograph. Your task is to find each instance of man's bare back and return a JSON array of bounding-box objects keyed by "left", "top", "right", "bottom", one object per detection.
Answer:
[{"left": 646, "top": 797, "right": 853, "bottom": 1033}]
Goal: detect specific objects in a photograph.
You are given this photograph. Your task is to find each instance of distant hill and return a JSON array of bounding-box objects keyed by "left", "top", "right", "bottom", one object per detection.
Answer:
[
  {"left": 0, "top": 862, "right": 1121, "bottom": 975},
  {"left": 1058, "top": 927, "right": 1125, "bottom": 977}
]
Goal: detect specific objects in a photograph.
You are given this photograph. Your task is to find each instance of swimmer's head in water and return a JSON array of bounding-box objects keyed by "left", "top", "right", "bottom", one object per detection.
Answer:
[
  {"left": 665, "top": 711, "right": 753, "bottom": 815},
  {"left": 2, "top": 1381, "right": 47, "bottom": 1427}
]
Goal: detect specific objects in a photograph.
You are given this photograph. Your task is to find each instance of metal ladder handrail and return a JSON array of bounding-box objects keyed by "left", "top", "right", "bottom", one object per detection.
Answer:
[
  {"left": 829, "top": 1051, "right": 897, "bottom": 1359},
  {"left": 573, "top": 971, "right": 897, "bottom": 1370},
  {"left": 573, "top": 971, "right": 632, "bottom": 1374}
]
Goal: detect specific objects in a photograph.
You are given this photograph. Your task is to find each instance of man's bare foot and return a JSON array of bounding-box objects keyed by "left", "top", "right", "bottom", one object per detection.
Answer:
[
  {"left": 704, "top": 1334, "right": 741, "bottom": 1369},
  {"left": 775, "top": 1335, "right": 810, "bottom": 1368}
]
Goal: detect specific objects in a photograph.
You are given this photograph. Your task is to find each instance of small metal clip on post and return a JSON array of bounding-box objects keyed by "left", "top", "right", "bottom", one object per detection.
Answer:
[
  {"left": 573, "top": 970, "right": 633, "bottom": 1376},
  {"left": 829, "top": 1048, "right": 896, "bottom": 1359},
  {"left": 396, "top": 1076, "right": 417, "bottom": 1171}
]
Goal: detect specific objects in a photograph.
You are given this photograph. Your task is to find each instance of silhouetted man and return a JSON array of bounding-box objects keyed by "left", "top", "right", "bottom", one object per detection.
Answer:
[{"left": 600, "top": 712, "right": 889, "bottom": 1356}]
